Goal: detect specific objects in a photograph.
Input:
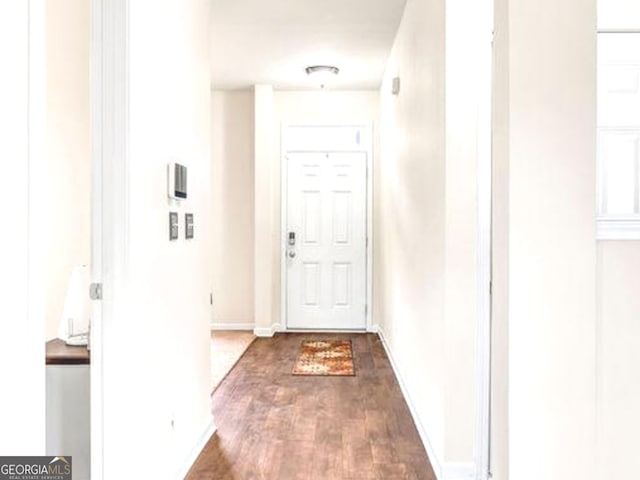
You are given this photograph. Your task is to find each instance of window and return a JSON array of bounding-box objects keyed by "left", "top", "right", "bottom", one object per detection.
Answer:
[{"left": 597, "top": 2, "right": 640, "bottom": 239}]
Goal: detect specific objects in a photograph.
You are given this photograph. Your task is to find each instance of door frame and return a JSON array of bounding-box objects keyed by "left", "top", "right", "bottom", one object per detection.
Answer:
[
  {"left": 476, "top": 2, "right": 494, "bottom": 478},
  {"left": 280, "top": 123, "right": 374, "bottom": 332},
  {"left": 90, "top": 0, "right": 130, "bottom": 478}
]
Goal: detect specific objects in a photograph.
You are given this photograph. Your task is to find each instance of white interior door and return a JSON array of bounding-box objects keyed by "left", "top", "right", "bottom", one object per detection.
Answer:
[{"left": 286, "top": 151, "right": 367, "bottom": 329}]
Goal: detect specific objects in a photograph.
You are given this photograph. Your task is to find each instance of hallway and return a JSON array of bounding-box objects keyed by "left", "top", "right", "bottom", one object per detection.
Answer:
[
  {"left": 187, "top": 333, "right": 435, "bottom": 480},
  {"left": 6, "top": 0, "right": 636, "bottom": 478}
]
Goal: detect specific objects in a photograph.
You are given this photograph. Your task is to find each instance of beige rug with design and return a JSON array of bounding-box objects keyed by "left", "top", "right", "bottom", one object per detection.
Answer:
[{"left": 292, "top": 340, "right": 355, "bottom": 376}]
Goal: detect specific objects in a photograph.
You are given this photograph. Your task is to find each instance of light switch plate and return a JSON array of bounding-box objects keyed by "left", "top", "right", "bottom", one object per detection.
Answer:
[
  {"left": 169, "top": 212, "right": 179, "bottom": 240},
  {"left": 185, "top": 213, "right": 194, "bottom": 239}
]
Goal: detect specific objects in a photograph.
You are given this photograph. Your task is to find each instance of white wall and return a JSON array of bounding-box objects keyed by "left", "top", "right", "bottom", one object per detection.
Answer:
[
  {"left": 274, "top": 90, "right": 380, "bottom": 124},
  {"left": 0, "top": 0, "right": 46, "bottom": 454},
  {"left": 253, "top": 85, "right": 277, "bottom": 334},
  {"left": 597, "top": 242, "right": 640, "bottom": 479},
  {"left": 211, "top": 90, "right": 255, "bottom": 327},
  {"left": 493, "top": 0, "right": 598, "bottom": 478},
  {"left": 377, "top": 0, "right": 489, "bottom": 472},
  {"left": 376, "top": 0, "right": 447, "bottom": 468},
  {"left": 100, "top": 0, "right": 213, "bottom": 476},
  {"left": 44, "top": 0, "right": 91, "bottom": 340}
]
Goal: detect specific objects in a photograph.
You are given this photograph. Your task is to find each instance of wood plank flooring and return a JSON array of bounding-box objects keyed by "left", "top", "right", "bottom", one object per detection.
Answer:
[{"left": 186, "top": 333, "right": 436, "bottom": 480}]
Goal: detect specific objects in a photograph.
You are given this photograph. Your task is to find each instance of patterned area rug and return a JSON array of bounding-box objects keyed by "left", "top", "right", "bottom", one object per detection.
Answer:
[{"left": 292, "top": 340, "right": 355, "bottom": 376}]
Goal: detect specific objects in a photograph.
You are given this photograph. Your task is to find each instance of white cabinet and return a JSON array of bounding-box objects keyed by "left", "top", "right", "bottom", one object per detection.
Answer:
[{"left": 46, "top": 341, "right": 90, "bottom": 480}]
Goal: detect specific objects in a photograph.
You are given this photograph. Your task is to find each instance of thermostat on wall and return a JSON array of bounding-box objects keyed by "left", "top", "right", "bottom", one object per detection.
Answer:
[{"left": 168, "top": 162, "right": 187, "bottom": 200}]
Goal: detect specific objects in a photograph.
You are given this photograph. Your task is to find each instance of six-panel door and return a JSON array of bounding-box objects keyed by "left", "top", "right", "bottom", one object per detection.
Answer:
[{"left": 286, "top": 151, "right": 367, "bottom": 329}]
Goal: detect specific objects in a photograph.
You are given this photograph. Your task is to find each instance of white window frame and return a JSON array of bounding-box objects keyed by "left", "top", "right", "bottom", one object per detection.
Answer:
[{"left": 596, "top": 29, "right": 640, "bottom": 240}]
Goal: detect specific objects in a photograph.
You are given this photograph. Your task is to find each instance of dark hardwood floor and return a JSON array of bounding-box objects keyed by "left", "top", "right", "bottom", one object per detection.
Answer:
[{"left": 186, "top": 333, "right": 436, "bottom": 480}]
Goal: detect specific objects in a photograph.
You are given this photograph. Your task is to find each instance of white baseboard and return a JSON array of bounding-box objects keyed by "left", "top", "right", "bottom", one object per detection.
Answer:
[
  {"left": 442, "top": 462, "right": 476, "bottom": 479},
  {"left": 283, "top": 328, "right": 367, "bottom": 333},
  {"left": 210, "top": 322, "right": 255, "bottom": 331},
  {"left": 378, "top": 327, "right": 476, "bottom": 480},
  {"left": 174, "top": 415, "right": 216, "bottom": 480},
  {"left": 253, "top": 323, "right": 281, "bottom": 337},
  {"left": 376, "top": 326, "right": 444, "bottom": 478}
]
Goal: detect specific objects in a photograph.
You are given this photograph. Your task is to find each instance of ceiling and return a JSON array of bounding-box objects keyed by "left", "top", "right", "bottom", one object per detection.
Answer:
[{"left": 210, "top": 0, "right": 407, "bottom": 90}]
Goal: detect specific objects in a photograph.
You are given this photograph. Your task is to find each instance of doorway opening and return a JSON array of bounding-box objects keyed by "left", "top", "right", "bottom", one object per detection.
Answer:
[
  {"left": 44, "top": 2, "right": 92, "bottom": 479},
  {"left": 280, "top": 124, "right": 373, "bottom": 331}
]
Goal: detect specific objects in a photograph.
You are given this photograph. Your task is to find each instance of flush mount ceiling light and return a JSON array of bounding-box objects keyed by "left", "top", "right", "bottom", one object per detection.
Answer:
[
  {"left": 305, "top": 65, "right": 339, "bottom": 88},
  {"left": 305, "top": 65, "right": 339, "bottom": 75}
]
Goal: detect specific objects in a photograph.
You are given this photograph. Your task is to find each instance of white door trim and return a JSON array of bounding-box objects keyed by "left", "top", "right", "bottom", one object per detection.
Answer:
[
  {"left": 280, "top": 123, "right": 374, "bottom": 332},
  {"left": 30, "top": 0, "right": 47, "bottom": 453},
  {"left": 475, "top": 2, "right": 494, "bottom": 478},
  {"left": 90, "top": 1, "right": 130, "bottom": 478}
]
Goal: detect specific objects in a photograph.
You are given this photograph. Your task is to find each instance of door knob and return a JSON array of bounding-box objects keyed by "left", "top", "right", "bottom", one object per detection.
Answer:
[{"left": 288, "top": 250, "right": 296, "bottom": 258}]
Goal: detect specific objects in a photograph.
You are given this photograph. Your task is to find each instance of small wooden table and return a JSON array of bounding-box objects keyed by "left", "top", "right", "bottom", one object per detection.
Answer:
[{"left": 46, "top": 338, "right": 90, "bottom": 365}]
